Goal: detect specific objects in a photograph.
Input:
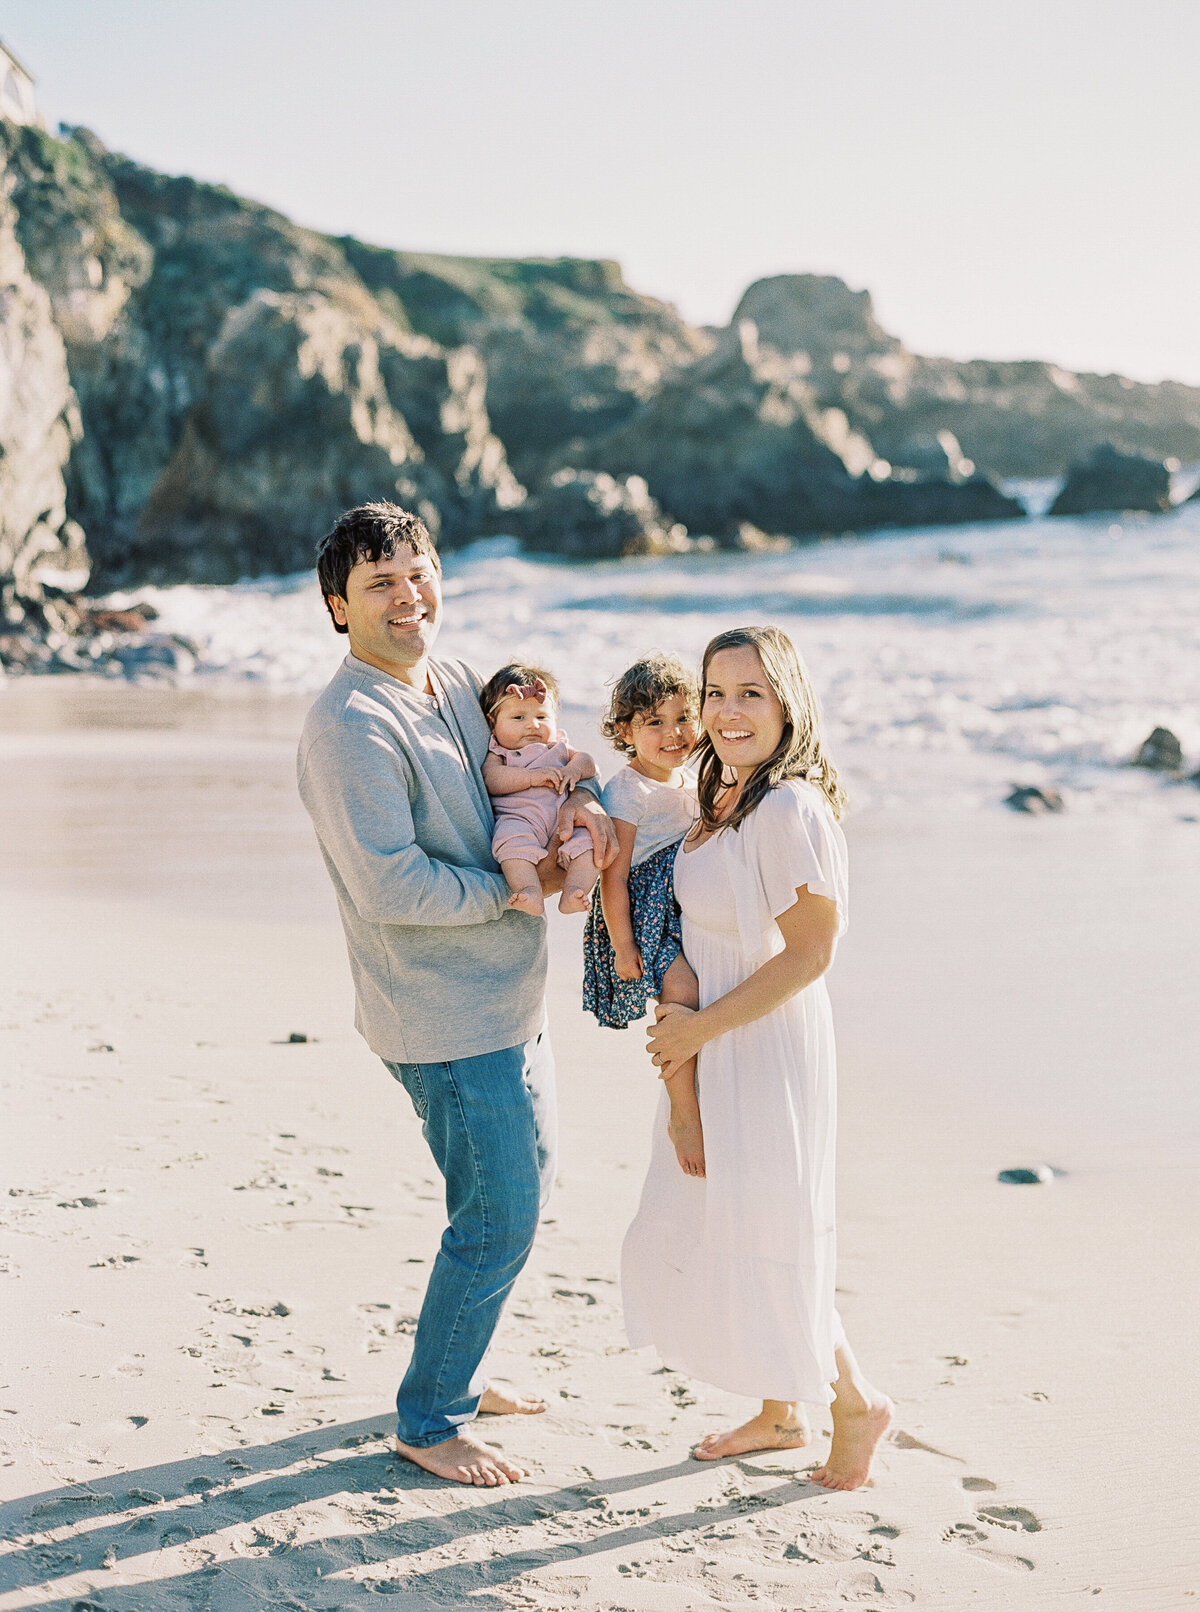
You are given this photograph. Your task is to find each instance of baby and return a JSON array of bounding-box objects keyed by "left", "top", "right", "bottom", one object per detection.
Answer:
[{"left": 480, "top": 663, "right": 600, "bottom": 917}]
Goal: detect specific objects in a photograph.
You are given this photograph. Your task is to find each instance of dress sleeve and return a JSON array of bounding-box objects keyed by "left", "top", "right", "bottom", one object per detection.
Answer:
[
  {"left": 725, "top": 782, "right": 848, "bottom": 960},
  {"left": 601, "top": 767, "right": 644, "bottom": 825}
]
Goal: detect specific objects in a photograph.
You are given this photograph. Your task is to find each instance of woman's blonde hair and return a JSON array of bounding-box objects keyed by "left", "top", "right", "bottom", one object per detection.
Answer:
[{"left": 693, "top": 625, "right": 845, "bottom": 832}]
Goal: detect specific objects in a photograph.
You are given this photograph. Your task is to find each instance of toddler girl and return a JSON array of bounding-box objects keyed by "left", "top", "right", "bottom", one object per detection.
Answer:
[
  {"left": 583, "top": 654, "right": 705, "bottom": 1177},
  {"left": 481, "top": 663, "right": 600, "bottom": 917}
]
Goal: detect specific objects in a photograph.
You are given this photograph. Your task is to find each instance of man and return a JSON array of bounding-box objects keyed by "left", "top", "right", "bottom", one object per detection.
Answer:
[{"left": 297, "top": 502, "right": 616, "bottom": 1486}]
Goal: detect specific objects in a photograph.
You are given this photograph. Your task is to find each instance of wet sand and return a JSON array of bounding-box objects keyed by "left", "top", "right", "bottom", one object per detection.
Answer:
[{"left": 1, "top": 681, "right": 1198, "bottom": 1610}]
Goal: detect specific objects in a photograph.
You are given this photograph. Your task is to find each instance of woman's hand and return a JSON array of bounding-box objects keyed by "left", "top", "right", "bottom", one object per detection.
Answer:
[
  {"left": 614, "top": 947, "right": 644, "bottom": 981},
  {"left": 646, "top": 1001, "right": 705, "bottom": 1075}
]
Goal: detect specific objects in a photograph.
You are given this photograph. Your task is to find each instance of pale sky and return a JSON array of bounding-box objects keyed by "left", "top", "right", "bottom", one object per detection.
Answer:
[{"left": 5, "top": 0, "right": 1200, "bottom": 383}]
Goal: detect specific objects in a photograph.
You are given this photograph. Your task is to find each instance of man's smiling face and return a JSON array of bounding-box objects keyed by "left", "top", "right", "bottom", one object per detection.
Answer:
[{"left": 327, "top": 543, "right": 443, "bottom": 679}]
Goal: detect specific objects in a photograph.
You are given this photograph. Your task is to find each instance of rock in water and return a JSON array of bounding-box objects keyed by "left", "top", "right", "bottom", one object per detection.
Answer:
[
  {"left": 1004, "top": 786, "right": 1065, "bottom": 814},
  {"left": 518, "top": 469, "right": 688, "bottom": 559},
  {"left": 723, "top": 521, "right": 791, "bottom": 552},
  {"left": 1133, "top": 727, "right": 1183, "bottom": 771},
  {"left": 1049, "top": 443, "right": 1172, "bottom": 516}
]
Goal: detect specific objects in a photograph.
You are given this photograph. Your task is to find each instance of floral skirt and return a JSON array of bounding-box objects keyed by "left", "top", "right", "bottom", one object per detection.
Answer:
[{"left": 582, "top": 840, "right": 684, "bottom": 1030}]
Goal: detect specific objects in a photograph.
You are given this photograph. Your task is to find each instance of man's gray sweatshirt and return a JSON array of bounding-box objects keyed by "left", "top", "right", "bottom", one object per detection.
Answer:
[{"left": 297, "top": 653, "right": 547, "bottom": 1062}]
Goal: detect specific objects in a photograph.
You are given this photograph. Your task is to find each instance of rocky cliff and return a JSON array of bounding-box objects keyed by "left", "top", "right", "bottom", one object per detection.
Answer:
[
  {"left": 727, "top": 275, "right": 1200, "bottom": 480},
  {"left": 3, "top": 122, "right": 1200, "bottom": 671},
  {"left": 0, "top": 140, "right": 87, "bottom": 663}
]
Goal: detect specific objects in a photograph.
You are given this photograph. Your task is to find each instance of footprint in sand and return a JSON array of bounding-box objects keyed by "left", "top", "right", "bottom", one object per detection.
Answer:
[
  {"left": 784, "top": 1511, "right": 899, "bottom": 1565},
  {"left": 977, "top": 1504, "right": 1042, "bottom": 1533},
  {"left": 961, "top": 1476, "right": 998, "bottom": 1492},
  {"left": 942, "top": 1520, "right": 1035, "bottom": 1572},
  {"left": 835, "top": 1570, "right": 916, "bottom": 1605}
]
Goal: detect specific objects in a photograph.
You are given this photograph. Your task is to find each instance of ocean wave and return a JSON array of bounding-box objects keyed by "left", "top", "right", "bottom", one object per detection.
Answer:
[{"left": 80, "top": 501, "right": 1200, "bottom": 808}]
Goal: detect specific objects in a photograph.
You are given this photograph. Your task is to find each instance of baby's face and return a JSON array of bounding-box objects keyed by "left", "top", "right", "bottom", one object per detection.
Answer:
[{"left": 492, "top": 695, "right": 557, "bottom": 751}]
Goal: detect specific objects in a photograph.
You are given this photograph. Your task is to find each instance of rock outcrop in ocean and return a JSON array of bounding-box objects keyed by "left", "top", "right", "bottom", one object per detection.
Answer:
[
  {"left": 728, "top": 274, "right": 1200, "bottom": 481},
  {"left": 1049, "top": 443, "right": 1173, "bottom": 517},
  {"left": 578, "top": 317, "right": 1023, "bottom": 537},
  {"left": 519, "top": 469, "right": 688, "bottom": 559},
  {"left": 3, "top": 120, "right": 1200, "bottom": 670}
]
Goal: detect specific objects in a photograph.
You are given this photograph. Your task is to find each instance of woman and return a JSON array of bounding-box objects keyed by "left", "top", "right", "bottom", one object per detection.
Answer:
[{"left": 621, "top": 625, "right": 892, "bottom": 1488}]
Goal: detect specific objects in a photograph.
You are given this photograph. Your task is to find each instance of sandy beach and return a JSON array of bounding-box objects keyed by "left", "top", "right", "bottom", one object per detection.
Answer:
[{"left": 2, "top": 681, "right": 1199, "bottom": 1611}]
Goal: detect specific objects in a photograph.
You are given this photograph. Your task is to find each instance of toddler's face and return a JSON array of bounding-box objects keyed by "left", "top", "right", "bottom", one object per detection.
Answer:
[
  {"left": 492, "top": 694, "right": 557, "bottom": 751},
  {"left": 624, "top": 693, "right": 698, "bottom": 776}
]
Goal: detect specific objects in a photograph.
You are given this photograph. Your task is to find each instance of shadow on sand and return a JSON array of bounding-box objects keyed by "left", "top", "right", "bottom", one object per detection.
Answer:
[{"left": 2, "top": 1415, "right": 826, "bottom": 1609}]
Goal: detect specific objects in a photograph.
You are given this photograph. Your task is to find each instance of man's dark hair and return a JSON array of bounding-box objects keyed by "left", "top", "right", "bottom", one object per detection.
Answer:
[{"left": 316, "top": 502, "right": 441, "bottom": 633}]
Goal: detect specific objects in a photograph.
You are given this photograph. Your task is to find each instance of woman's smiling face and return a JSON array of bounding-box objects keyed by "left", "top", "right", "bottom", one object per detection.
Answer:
[{"left": 702, "top": 645, "right": 785, "bottom": 773}]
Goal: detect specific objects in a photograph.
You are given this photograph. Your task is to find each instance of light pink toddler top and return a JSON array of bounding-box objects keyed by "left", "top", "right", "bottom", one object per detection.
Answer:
[{"left": 488, "top": 734, "right": 591, "bottom": 864}]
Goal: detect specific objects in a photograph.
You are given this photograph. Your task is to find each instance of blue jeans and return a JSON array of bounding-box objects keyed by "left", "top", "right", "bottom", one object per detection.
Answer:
[{"left": 383, "top": 1032, "right": 556, "bottom": 1448}]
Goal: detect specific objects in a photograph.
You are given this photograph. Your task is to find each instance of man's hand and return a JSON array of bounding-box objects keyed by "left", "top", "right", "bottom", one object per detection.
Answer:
[{"left": 554, "top": 793, "right": 619, "bottom": 871}]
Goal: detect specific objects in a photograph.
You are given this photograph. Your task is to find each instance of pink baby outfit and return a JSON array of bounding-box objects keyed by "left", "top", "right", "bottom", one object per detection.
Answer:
[{"left": 488, "top": 735, "right": 594, "bottom": 867}]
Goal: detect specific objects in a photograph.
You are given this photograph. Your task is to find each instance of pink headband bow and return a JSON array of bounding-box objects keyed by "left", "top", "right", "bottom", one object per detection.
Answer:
[{"left": 503, "top": 678, "right": 548, "bottom": 703}]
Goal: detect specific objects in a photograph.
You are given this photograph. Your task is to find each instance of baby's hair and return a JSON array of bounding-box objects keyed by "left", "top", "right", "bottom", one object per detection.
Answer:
[
  {"left": 601, "top": 653, "right": 700, "bottom": 756},
  {"left": 479, "top": 662, "right": 562, "bottom": 728}
]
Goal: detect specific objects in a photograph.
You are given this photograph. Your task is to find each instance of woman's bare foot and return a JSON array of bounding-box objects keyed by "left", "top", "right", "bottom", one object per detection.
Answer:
[
  {"left": 478, "top": 1383, "right": 546, "bottom": 1416},
  {"left": 692, "top": 1402, "right": 811, "bottom": 1461},
  {"left": 508, "top": 887, "right": 545, "bottom": 916},
  {"left": 667, "top": 1107, "right": 706, "bottom": 1177},
  {"left": 393, "top": 1431, "right": 526, "bottom": 1486},
  {"left": 810, "top": 1394, "right": 894, "bottom": 1490}
]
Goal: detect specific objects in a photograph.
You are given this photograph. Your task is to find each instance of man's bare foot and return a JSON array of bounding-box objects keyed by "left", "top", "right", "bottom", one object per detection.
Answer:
[
  {"left": 667, "top": 1107, "right": 706, "bottom": 1177},
  {"left": 393, "top": 1431, "right": 526, "bottom": 1486},
  {"left": 692, "top": 1406, "right": 811, "bottom": 1461},
  {"left": 810, "top": 1394, "right": 894, "bottom": 1490},
  {"left": 508, "top": 888, "right": 545, "bottom": 916},
  {"left": 478, "top": 1384, "right": 547, "bottom": 1416}
]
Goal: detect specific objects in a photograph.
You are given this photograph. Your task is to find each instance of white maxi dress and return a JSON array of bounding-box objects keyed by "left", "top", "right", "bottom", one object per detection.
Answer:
[{"left": 621, "top": 779, "right": 849, "bottom": 1406}]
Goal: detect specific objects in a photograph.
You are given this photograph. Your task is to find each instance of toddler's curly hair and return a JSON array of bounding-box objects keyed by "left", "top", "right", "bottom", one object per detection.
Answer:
[{"left": 601, "top": 654, "right": 699, "bottom": 756}]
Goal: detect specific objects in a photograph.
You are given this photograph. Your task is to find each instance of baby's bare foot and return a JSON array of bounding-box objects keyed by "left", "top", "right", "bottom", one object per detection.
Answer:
[
  {"left": 558, "top": 886, "right": 592, "bottom": 914},
  {"left": 693, "top": 1409, "right": 811, "bottom": 1462},
  {"left": 393, "top": 1431, "right": 526, "bottom": 1486},
  {"left": 478, "top": 1383, "right": 546, "bottom": 1416},
  {"left": 508, "top": 888, "right": 545, "bottom": 916},
  {"left": 810, "top": 1394, "right": 893, "bottom": 1490},
  {"left": 667, "top": 1108, "right": 706, "bottom": 1177}
]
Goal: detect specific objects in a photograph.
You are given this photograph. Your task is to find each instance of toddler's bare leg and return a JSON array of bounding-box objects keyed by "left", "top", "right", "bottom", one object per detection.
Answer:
[
  {"left": 558, "top": 853, "right": 598, "bottom": 915},
  {"left": 500, "top": 858, "right": 544, "bottom": 917},
  {"left": 659, "top": 954, "right": 704, "bottom": 1178}
]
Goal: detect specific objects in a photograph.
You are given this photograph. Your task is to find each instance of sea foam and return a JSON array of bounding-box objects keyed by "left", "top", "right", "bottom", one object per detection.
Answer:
[{"left": 97, "top": 497, "right": 1200, "bottom": 812}]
